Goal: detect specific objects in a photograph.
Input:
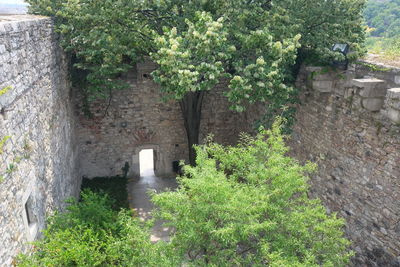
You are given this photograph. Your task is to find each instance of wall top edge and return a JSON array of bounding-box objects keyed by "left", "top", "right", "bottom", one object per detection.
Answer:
[
  {"left": 357, "top": 58, "right": 400, "bottom": 72},
  {"left": 0, "top": 14, "right": 50, "bottom": 29}
]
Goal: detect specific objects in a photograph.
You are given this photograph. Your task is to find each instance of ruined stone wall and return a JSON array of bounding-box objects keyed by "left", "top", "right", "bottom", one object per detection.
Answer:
[
  {"left": 0, "top": 16, "right": 80, "bottom": 265},
  {"left": 291, "top": 63, "right": 400, "bottom": 266},
  {"left": 76, "top": 61, "right": 265, "bottom": 178}
]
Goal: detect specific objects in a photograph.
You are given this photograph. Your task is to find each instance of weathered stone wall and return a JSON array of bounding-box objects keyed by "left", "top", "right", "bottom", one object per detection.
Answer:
[
  {"left": 0, "top": 16, "right": 80, "bottom": 266},
  {"left": 291, "top": 63, "right": 400, "bottom": 266},
  {"left": 76, "top": 61, "right": 265, "bottom": 178}
]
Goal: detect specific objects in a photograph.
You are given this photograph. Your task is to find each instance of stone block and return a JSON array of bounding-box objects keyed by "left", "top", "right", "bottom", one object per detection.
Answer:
[
  {"left": 387, "top": 88, "right": 400, "bottom": 110},
  {"left": 362, "top": 98, "right": 384, "bottom": 112},
  {"left": 387, "top": 88, "right": 400, "bottom": 100},
  {"left": 352, "top": 78, "right": 386, "bottom": 98},
  {"left": 395, "top": 76, "right": 400, "bottom": 85},
  {"left": 387, "top": 108, "right": 400, "bottom": 124},
  {"left": 312, "top": 80, "right": 333, "bottom": 93},
  {"left": 305, "top": 66, "right": 324, "bottom": 73}
]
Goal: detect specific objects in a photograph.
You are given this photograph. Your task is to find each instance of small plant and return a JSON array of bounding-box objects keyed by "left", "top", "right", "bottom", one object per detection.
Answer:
[
  {"left": 0, "top": 85, "right": 12, "bottom": 97},
  {"left": 22, "top": 138, "right": 32, "bottom": 159},
  {"left": 0, "top": 135, "right": 10, "bottom": 154},
  {"left": 6, "top": 163, "right": 16, "bottom": 174}
]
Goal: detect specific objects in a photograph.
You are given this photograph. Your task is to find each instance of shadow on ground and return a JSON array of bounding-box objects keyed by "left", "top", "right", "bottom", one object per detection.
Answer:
[{"left": 127, "top": 173, "right": 178, "bottom": 242}]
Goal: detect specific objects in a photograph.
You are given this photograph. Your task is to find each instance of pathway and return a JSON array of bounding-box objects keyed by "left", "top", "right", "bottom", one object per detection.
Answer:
[{"left": 127, "top": 169, "right": 178, "bottom": 242}]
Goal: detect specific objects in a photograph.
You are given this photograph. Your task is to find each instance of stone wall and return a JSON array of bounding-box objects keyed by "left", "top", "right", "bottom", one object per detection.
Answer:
[
  {"left": 291, "top": 62, "right": 400, "bottom": 266},
  {"left": 0, "top": 16, "right": 80, "bottom": 266},
  {"left": 76, "top": 61, "right": 265, "bottom": 178}
]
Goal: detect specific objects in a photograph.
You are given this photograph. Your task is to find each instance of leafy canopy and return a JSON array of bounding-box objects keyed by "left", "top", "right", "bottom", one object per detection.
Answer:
[
  {"left": 364, "top": 0, "right": 400, "bottom": 38},
  {"left": 151, "top": 12, "right": 232, "bottom": 101},
  {"left": 27, "top": 0, "right": 366, "bottom": 104},
  {"left": 151, "top": 10, "right": 300, "bottom": 111}
]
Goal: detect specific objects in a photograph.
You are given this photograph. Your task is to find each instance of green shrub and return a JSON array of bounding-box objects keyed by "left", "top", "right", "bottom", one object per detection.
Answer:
[
  {"left": 17, "top": 190, "right": 174, "bottom": 267},
  {"left": 152, "top": 120, "right": 353, "bottom": 266},
  {"left": 81, "top": 175, "right": 129, "bottom": 210}
]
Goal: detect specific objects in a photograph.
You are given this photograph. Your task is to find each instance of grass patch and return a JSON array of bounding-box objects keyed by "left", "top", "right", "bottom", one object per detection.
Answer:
[
  {"left": 81, "top": 176, "right": 129, "bottom": 210},
  {"left": 365, "top": 37, "right": 400, "bottom": 66}
]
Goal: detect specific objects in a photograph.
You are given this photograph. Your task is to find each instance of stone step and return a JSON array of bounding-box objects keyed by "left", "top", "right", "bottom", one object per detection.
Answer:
[
  {"left": 352, "top": 78, "right": 386, "bottom": 88},
  {"left": 387, "top": 88, "right": 400, "bottom": 100},
  {"left": 352, "top": 78, "right": 387, "bottom": 98}
]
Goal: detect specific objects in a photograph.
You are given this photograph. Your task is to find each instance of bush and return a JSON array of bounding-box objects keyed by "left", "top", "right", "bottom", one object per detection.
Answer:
[
  {"left": 152, "top": 120, "right": 353, "bottom": 266},
  {"left": 17, "top": 190, "right": 176, "bottom": 266},
  {"left": 81, "top": 175, "right": 129, "bottom": 210}
]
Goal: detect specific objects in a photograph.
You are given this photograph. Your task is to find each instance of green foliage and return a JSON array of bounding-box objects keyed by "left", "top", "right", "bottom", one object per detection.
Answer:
[
  {"left": 0, "top": 85, "right": 12, "bottom": 96},
  {"left": 0, "top": 135, "right": 10, "bottom": 155},
  {"left": 0, "top": 136, "right": 33, "bottom": 183},
  {"left": 17, "top": 190, "right": 176, "bottom": 267},
  {"left": 27, "top": 0, "right": 154, "bottom": 98},
  {"left": 81, "top": 176, "right": 129, "bottom": 210},
  {"left": 364, "top": 0, "right": 400, "bottom": 38},
  {"left": 365, "top": 36, "right": 400, "bottom": 60},
  {"left": 27, "top": 0, "right": 366, "bottom": 113},
  {"left": 151, "top": 12, "right": 232, "bottom": 101},
  {"left": 276, "top": 0, "right": 366, "bottom": 64},
  {"left": 18, "top": 121, "right": 352, "bottom": 266},
  {"left": 151, "top": 119, "right": 353, "bottom": 266},
  {"left": 6, "top": 163, "right": 17, "bottom": 174},
  {"left": 357, "top": 61, "right": 392, "bottom": 72}
]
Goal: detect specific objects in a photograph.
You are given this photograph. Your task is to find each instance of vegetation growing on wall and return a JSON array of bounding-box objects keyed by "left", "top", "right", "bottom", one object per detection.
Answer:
[
  {"left": 0, "top": 135, "right": 33, "bottom": 184},
  {"left": 0, "top": 85, "right": 12, "bottom": 97},
  {"left": 0, "top": 136, "right": 11, "bottom": 183},
  {"left": 27, "top": 0, "right": 366, "bottom": 165},
  {"left": 18, "top": 121, "right": 353, "bottom": 266}
]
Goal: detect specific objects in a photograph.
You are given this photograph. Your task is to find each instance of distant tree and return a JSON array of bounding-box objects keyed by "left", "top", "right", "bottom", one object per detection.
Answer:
[
  {"left": 364, "top": 0, "right": 400, "bottom": 38},
  {"left": 27, "top": 0, "right": 366, "bottom": 165}
]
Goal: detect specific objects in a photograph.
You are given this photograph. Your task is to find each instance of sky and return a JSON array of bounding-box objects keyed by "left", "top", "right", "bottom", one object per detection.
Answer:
[{"left": 0, "top": 0, "right": 27, "bottom": 5}]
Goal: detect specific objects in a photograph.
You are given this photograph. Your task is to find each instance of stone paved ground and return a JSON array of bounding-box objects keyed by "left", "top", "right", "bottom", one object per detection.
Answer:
[{"left": 127, "top": 173, "right": 177, "bottom": 242}]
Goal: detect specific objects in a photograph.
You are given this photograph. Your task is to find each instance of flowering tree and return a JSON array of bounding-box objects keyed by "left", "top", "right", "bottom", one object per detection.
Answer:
[
  {"left": 151, "top": 11, "right": 299, "bottom": 164},
  {"left": 27, "top": 0, "right": 366, "bottom": 165}
]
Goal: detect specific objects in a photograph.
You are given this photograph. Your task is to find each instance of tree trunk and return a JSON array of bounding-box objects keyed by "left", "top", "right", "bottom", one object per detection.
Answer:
[{"left": 179, "top": 91, "right": 205, "bottom": 166}]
